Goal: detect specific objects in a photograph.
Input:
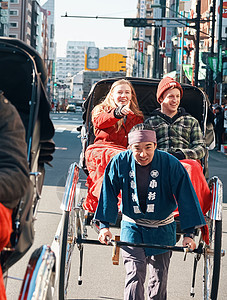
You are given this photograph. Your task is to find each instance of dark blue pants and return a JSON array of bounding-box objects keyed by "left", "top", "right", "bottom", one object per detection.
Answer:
[{"left": 122, "top": 247, "right": 172, "bottom": 300}]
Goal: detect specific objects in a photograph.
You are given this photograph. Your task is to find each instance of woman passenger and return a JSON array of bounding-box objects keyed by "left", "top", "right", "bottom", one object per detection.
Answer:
[{"left": 83, "top": 79, "right": 144, "bottom": 212}]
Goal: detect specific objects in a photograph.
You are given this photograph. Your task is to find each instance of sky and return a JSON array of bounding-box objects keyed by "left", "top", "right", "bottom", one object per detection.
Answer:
[{"left": 41, "top": 0, "right": 138, "bottom": 57}]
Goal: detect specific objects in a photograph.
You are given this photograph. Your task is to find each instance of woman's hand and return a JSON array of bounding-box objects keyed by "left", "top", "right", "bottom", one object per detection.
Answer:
[
  {"left": 98, "top": 228, "right": 112, "bottom": 245},
  {"left": 120, "top": 103, "right": 133, "bottom": 116},
  {"left": 183, "top": 236, "right": 196, "bottom": 250}
]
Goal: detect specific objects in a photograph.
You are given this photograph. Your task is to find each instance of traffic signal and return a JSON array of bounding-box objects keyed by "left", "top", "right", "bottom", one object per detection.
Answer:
[
  {"left": 124, "top": 18, "right": 147, "bottom": 27},
  {"left": 54, "top": 82, "right": 58, "bottom": 87}
]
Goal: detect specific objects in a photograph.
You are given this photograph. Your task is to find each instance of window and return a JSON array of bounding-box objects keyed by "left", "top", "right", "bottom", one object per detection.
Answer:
[
  {"left": 10, "top": 10, "right": 19, "bottom": 16},
  {"left": 10, "top": 0, "right": 19, "bottom": 3},
  {"left": 50, "top": 24, "right": 54, "bottom": 39},
  {"left": 10, "top": 22, "right": 18, "bottom": 28},
  {"left": 9, "top": 34, "right": 18, "bottom": 38}
]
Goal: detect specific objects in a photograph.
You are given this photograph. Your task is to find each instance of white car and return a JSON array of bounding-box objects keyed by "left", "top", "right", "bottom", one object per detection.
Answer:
[{"left": 66, "top": 104, "right": 76, "bottom": 112}]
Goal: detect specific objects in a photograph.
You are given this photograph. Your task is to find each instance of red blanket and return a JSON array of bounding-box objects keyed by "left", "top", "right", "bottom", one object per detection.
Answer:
[
  {"left": 83, "top": 142, "right": 126, "bottom": 212},
  {"left": 0, "top": 203, "right": 13, "bottom": 300},
  {"left": 178, "top": 160, "right": 212, "bottom": 244}
]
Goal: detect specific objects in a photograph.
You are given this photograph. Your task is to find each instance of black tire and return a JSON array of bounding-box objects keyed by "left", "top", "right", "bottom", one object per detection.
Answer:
[
  {"left": 203, "top": 218, "right": 222, "bottom": 300},
  {"left": 59, "top": 209, "right": 75, "bottom": 300}
]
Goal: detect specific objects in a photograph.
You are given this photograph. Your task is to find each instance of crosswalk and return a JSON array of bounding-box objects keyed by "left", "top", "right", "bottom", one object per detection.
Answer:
[
  {"left": 51, "top": 116, "right": 81, "bottom": 121},
  {"left": 54, "top": 127, "right": 81, "bottom": 133},
  {"left": 51, "top": 113, "right": 83, "bottom": 134}
]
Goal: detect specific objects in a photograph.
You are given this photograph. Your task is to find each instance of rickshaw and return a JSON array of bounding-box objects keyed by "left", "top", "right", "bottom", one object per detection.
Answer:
[
  {"left": 0, "top": 37, "right": 55, "bottom": 298},
  {"left": 56, "top": 77, "right": 225, "bottom": 300}
]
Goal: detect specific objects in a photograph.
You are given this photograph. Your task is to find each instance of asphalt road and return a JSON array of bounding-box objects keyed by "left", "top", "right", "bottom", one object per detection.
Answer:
[{"left": 6, "top": 111, "right": 227, "bottom": 299}]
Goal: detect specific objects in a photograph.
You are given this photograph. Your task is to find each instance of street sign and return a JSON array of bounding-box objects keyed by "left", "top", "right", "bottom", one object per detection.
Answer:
[
  {"left": 161, "top": 19, "right": 186, "bottom": 27},
  {"left": 124, "top": 18, "right": 186, "bottom": 28},
  {"left": 124, "top": 18, "right": 147, "bottom": 27}
]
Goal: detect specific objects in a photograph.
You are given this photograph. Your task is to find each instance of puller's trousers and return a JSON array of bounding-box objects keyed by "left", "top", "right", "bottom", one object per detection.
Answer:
[{"left": 122, "top": 246, "right": 172, "bottom": 300}]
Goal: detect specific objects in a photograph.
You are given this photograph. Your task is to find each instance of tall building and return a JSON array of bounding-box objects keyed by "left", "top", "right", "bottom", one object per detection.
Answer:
[
  {"left": 71, "top": 70, "right": 127, "bottom": 104},
  {"left": 55, "top": 41, "right": 95, "bottom": 82},
  {"left": 7, "top": 0, "right": 49, "bottom": 59},
  {"left": 0, "top": 0, "right": 10, "bottom": 36},
  {"left": 8, "top": 0, "right": 32, "bottom": 43},
  {"left": 42, "top": 0, "right": 54, "bottom": 61}
]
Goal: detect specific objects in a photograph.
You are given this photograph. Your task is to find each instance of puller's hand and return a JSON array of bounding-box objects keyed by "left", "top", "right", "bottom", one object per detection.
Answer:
[
  {"left": 98, "top": 228, "right": 112, "bottom": 245},
  {"left": 183, "top": 237, "right": 196, "bottom": 251}
]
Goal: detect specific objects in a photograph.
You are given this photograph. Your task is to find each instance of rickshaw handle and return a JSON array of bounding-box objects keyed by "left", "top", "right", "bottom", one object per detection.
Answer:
[{"left": 76, "top": 237, "right": 203, "bottom": 254}]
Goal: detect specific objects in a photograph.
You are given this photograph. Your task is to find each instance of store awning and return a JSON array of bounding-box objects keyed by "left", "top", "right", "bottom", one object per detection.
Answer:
[
  {"left": 163, "top": 70, "right": 177, "bottom": 79},
  {"left": 183, "top": 64, "right": 206, "bottom": 82}
]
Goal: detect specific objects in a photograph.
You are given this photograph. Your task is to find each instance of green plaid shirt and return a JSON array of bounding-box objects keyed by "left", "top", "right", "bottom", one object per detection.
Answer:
[{"left": 145, "top": 108, "right": 206, "bottom": 160}]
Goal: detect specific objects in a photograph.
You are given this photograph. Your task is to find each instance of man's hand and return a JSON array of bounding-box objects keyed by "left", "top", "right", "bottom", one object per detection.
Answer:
[
  {"left": 183, "top": 236, "right": 196, "bottom": 250},
  {"left": 98, "top": 228, "right": 112, "bottom": 245}
]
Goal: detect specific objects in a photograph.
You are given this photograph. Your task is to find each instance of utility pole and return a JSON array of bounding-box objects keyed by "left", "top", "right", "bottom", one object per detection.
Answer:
[
  {"left": 208, "top": 0, "right": 216, "bottom": 103},
  {"left": 217, "top": 0, "right": 224, "bottom": 105},
  {"left": 193, "top": 0, "right": 201, "bottom": 87},
  {"left": 180, "top": 25, "right": 185, "bottom": 83}
]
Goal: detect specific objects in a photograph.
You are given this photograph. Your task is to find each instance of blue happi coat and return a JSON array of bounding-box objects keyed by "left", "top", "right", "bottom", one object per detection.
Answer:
[{"left": 94, "top": 149, "right": 206, "bottom": 255}]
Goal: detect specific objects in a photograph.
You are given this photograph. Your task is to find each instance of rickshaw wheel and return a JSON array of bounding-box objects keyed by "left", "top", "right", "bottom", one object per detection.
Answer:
[
  {"left": 59, "top": 209, "right": 76, "bottom": 300},
  {"left": 203, "top": 218, "right": 222, "bottom": 300}
]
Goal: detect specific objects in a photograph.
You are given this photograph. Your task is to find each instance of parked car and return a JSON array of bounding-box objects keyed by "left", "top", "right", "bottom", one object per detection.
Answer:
[{"left": 66, "top": 104, "right": 76, "bottom": 112}]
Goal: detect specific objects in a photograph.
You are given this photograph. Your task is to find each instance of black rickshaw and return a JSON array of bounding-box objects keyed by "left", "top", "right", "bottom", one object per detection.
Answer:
[
  {"left": 0, "top": 37, "right": 55, "bottom": 298},
  {"left": 56, "top": 77, "right": 224, "bottom": 300}
]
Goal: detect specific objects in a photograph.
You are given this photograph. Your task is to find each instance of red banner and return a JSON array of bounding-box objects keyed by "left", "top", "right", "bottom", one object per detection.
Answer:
[
  {"left": 138, "top": 41, "right": 144, "bottom": 53},
  {"left": 218, "top": 2, "right": 227, "bottom": 18}
]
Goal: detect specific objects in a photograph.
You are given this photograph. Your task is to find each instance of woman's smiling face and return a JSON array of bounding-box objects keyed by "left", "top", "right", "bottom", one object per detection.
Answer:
[{"left": 112, "top": 84, "right": 132, "bottom": 107}]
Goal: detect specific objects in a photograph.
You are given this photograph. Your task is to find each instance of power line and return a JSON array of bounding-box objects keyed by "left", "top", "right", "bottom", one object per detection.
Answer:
[{"left": 62, "top": 13, "right": 124, "bottom": 20}]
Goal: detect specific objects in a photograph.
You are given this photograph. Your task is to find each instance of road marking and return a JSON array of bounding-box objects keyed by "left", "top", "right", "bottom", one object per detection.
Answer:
[
  {"left": 55, "top": 147, "right": 68, "bottom": 150},
  {"left": 55, "top": 127, "right": 66, "bottom": 132},
  {"left": 71, "top": 128, "right": 79, "bottom": 133}
]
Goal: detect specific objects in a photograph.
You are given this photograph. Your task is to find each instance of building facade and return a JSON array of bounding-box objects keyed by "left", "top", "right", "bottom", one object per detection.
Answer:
[
  {"left": 55, "top": 41, "right": 96, "bottom": 83},
  {"left": 8, "top": 0, "right": 32, "bottom": 42},
  {"left": 71, "top": 70, "right": 126, "bottom": 105}
]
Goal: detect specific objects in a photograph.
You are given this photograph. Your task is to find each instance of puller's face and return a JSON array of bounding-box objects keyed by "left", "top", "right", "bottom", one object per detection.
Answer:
[
  {"left": 130, "top": 142, "right": 157, "bottom": 166},
  {"left": 112, "top": 84, "right": 132, "bottom": 107},
  {"left": 161, "top": 88, "right": 181, "bottom": 117}
]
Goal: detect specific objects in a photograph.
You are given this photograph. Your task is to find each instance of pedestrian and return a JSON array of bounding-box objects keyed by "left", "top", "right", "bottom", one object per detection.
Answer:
[
  {"left": 144, "top": 77, "right": 212, "bottom": 217},
  {"left": 214, "top": 105, "right": 225, "bottom": 151},
  {"left": 95, "top": 123, "right": 206, "bottom": 300},
  {"left": 0, "top": 91, "right": 30, "bottom": 300},
  {"left": 83, "top": 79, "right": 144, "bottom": 212}
]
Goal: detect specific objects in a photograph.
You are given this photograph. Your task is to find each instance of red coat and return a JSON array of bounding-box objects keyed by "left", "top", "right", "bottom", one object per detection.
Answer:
[
  {"left": 83, "top": 109, "right": 144, "bottom": 212},
  {"left": 93, "top": 109, "right": 144, "bottom": 148}
]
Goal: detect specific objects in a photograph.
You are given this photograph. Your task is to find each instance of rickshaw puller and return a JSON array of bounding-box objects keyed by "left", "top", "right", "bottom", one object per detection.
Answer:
[{"left": 95, "top": 123, "right": 206, "bottom": 300}]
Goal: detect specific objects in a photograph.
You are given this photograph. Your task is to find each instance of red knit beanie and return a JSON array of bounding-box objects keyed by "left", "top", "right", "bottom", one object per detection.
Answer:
[{"left": 156, "top": 77, "right": 183, "bottom": 104}]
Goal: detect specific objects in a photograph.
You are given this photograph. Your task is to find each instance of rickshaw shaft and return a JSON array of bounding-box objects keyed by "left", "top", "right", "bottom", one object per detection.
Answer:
[{"left": 76, "top": 238, "right": 202, "bottom": 254}]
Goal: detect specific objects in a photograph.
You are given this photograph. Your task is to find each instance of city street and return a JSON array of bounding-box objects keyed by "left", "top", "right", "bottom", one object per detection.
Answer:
[
  {"left": 6, "top": 111, "right": 227, "bottom": 299},
  {"left": 2, "top": 0, "right": 227, "bottom": 299}
]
